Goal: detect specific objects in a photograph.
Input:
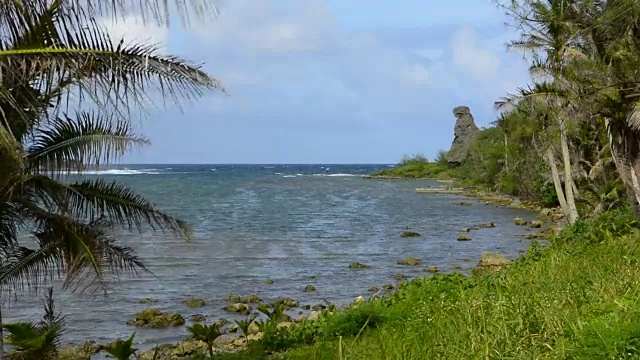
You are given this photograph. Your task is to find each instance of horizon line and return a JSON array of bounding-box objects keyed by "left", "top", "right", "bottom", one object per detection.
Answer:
[{"left": 113, "top": 162, "right": 397, "bottom": 165}]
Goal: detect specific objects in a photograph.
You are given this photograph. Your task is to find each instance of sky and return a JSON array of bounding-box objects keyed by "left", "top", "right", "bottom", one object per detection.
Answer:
[{"left": 104, "top": 0, "right": 531, "bottom": 164}]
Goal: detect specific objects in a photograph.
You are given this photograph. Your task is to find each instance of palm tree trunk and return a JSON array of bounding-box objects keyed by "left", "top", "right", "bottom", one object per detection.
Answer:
[
  {"left": 504, "top": 132, "right": 509, "bottom": 174},
  {"left": 546, "top": 147, "right": 569, "bottom": 215},
  {"left": 0, "top": 304, "right": 4, "bottom": 360},
  {"left": 606, "top": 120, "right": 640, "bottom": 217},
  {"left": 560, "top": 119, "right": 579, "bottom": 223}
]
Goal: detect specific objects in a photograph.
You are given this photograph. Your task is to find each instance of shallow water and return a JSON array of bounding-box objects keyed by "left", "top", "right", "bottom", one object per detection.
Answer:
[{"left": 4, "top": 164, "right": 537, "bottom": 350}]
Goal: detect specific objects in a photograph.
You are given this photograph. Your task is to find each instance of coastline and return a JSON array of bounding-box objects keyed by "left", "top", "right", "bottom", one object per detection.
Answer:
[{"left": 51, "top": 175, "right": 555, "bottom": 360}]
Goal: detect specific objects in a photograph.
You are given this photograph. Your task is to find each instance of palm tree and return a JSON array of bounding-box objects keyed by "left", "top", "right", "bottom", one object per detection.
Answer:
[
  {"left": 497, "top": 0, "right": 583, "bottom": 223},
  {"left": 187, "top": 322, "right": 222, "bottom": 359},
  {"left": 574, "top": 0, "right": 640, "bottom": 217},
  {"left": 500, "top": 0, "right": 640, "bottom": 217},
  {"left": 0, "top": 0, "right": 222, "bottom": 358},
  {"left": 105, "top": 333, "right": 138, "bottom": 360},
  {"left": 3, "top": 288, "right": 64, "bottom": 360}
]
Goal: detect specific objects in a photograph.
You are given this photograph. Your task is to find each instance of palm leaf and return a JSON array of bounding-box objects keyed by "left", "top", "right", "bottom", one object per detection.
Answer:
[
  {"left": 495, "top": 82, "right": 568, "bottom": 111},
  {"left": 26, "top": 112, "right": 149, "bottom": 173},
  {"left": 66, "top": 179, "right": 191, "bottom": 236}
]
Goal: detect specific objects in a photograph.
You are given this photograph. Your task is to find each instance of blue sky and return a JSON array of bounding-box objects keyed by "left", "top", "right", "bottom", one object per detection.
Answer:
[{"left": 106, "top": 0, "right": 531, "bottom": 164}]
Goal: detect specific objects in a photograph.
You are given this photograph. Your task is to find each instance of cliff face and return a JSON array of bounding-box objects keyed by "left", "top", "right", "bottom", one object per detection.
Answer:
[{"left": 446, "top": 106, "right": 479, "bottom": 166}]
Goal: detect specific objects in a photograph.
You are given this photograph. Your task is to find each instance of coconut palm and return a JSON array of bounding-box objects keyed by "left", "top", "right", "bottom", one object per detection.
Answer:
[
  {"left": 497, "top": 0, "right": 585, "bottom": 223},
  {"left": 0, "top": 0, "right": 222, "bottom": 358}
]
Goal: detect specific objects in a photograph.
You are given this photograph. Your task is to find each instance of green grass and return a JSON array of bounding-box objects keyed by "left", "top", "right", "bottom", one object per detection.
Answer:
[{"left": 218, "top": 210, "right": 640, "bottom": 360}]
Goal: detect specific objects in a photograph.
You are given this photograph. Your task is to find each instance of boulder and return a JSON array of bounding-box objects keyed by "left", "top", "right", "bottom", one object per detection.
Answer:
[
  {"left": 400, "top": 230, "right": 421, "bottom": 238},
  {"left": 248, "top": 321, "right": 261, "bottom": 335},
  {"left": 223, "top": 303, "right": 252, "bottom": 315},
  {"left": 182, "top": 298, "right": 206, "bottom": 308},
  {"left": 454, "top": 201, "right": 472, "bottom": 206},
  {"left": 224, "top": 295, "right": 242, "bottom": 303},
  {"left": 397, "top": 258, "right": 421, "bottom": 266},
  {"left": 424, "top": 265, "right": 439, "bottom": 273},
  {"left": 265, "top": 279, "right": 274, "bottom": 284},
  {"left": 446, "top": 106, "right": 480, "bottom": 166},
  {"left": 135, "top": 297, "right": 158, "bottom": 304},
  {"left": 478, "top": 252, "right": 510, "bottom": 268},
  {"left": 539, "top": 208, "right": 554, "bottom": 217},
  {"left": 354, "top": 296, "right": 366, "bottom": 305},
  {"left": 190, "top": 314, "right": 207, "bottom": 322},
  {"left": 349, "top": 262, "right": 371, "bottom": 269},
  {"left": 57, "top": 343, "right": 101, "bottom": 360},
  {"left": 393, "top": 274, "right": 407, "bottom": 280},
  {"left": 244, "top": 294, "right": 262, "bottom": 303},
  {"left": 308, "top": 310, "right": 321, "bottom": 321},
  {"left": 382, "top": 283, "right": 396, "bottom": 291},
  {"left": 368, "top": 286, "right": 380, "bottom": 292},
  {"left": 478, "top": 222, "right": 496, "bottom": 228},
  {"left": 303, "top": 285, "right": 317, "bottom": 292},
  {"left": 311, "top": 303, "right": 327, "bottom": 311},
  {"left": 213, "top": 334, "right": 240, "bottom": 349},
  {"left": 530, "top": 220, "right": 543, "bottom": 228},
  {"left": 301, "top": 304, "right": 311, "bottom": 310},
  {"left": 247, "top": 332, "right": 264, "bottom": 342},
  {"left": 514, "top": 217, "right": 528, "bottom": 226},
  {"left": 457, "top": 235, "right": 472, "bottom": 241},
  {"left": 275, "top": 297, "right": 299, "bottom": 308},
  {"left": 460, "top": 227, "right": 472, "bottom": 232},
  {"left": 125, "top": 308, "right": 185, "bottom": 328}
]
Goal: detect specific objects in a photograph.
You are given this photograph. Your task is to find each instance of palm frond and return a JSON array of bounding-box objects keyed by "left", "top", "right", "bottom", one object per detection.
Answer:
[
  {"left": 495, "top": 82, "right": 568, "bottom": 112},
  {"left": 0, "top": 1, "right": 224, "bottom": 131},
  {"left": 0, "top": 243, "right": 61, "bottom": 295},
  {"left": 26, "top": 112, "right": 149, "bottom": 173},
  {"left": 66, "top": 179, "right": 192, "bottom": 237}
]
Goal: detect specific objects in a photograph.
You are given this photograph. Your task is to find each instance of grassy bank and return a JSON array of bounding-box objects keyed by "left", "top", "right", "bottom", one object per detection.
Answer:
[
  {"left": 220, "top": 209, "right": 640, "bottom": 360},
  {"left": 369, "top": 154, "right": 461, "bottom": 180}
]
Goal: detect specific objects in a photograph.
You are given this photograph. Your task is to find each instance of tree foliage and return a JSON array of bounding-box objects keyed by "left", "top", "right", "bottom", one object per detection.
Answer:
[{"left": 0, "top": 0, "right": 221, "bottom": 297}]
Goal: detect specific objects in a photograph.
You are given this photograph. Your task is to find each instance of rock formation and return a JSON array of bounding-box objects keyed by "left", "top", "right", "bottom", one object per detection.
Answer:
[{"left": 446, "top": 106, "right": 479, "bottom": 166}]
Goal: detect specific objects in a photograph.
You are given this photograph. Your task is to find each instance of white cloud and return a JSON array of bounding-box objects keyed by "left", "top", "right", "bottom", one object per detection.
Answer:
[
  {"left": 100, "top": 15, "right": 168, "bottom": 48},
  {"left": 450, "top": 27, "right": 501, "bottom": 82}
]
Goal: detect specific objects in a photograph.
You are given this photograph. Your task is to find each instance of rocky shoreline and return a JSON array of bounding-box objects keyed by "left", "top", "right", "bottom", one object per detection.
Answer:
[{"left": 47, "top": 183, "right": 563, "bottom": 360}]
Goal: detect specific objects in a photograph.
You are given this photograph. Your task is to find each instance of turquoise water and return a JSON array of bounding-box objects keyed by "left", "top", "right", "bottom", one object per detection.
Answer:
[{"left": 5, "top": 164, "right": 536, "bottom": 349}]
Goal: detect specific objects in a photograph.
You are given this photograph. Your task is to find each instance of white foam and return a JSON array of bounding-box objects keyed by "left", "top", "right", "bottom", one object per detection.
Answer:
[
  {"left": 65, "top": 169, "right": 163, "bottom": 175},
  {"left": 311, "top": 173, "right": 359, "bottom": 177},
  {"left": 282, "top": 175, "right": 296, "bottom": 178}
]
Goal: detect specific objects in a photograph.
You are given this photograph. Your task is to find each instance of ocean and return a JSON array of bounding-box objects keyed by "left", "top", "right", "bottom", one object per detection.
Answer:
[{"left": 4, "top": 164, "right": 536, "bottom": 350}]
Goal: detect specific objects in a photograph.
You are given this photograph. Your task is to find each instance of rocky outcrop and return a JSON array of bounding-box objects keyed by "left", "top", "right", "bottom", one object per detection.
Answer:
[
  {"left": 446, "top": 106, "right": 479, "bottom": 166},
  {"left": 126, "top": 308, "right": 185, "bottom": 328}
]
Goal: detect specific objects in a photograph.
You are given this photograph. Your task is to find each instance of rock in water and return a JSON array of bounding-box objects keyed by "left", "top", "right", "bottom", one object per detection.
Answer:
[
  {"left": 397, "top": 258, "right": 421, "bottom": 266},
  {"left": 446, "top": 106, "right": 479, "bottom": 166},
  {"left": 303, "top": 285, "right": 317, "bottom": 292},
  {"left": 401, "top": 230, "right": 421, "bottom": 238},
  {"left": 223, "top": 303, "right": 252, "bottom": 315},
  {"left": 182, "top": 298, "right": 206, "bottom": 308},
  {"left": 514, "top": 217, "right": 528, "bottom": 226},
  {"left": 126, "top": 308, "right": 185, "bottom": 328},
  {"left": 349, "top": 261, "right": 371, "bottom": 269},
  {"left": 457, "top": 235, "right": 472, "bottom": 241}
]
